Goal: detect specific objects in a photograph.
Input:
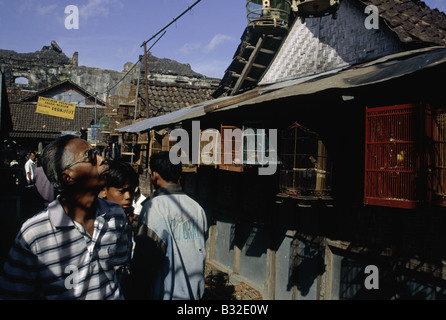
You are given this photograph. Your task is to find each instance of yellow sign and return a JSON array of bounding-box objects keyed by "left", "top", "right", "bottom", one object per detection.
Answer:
[{"left": 36, "top": 96, "right": 76, "bottom": 120}]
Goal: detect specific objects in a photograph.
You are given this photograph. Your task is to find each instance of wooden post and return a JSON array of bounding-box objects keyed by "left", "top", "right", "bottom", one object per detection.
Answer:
[
  {"left": 134, "top": 63, "right": 141, "bottom": 120},
  {"left": 315, "top": 139, "right": 326, "bottom": 191},
  {"left": 207, "top": 224, "right": 216, "bottom": 262},
  {"left": 264, "top": 248, "right": 277, "bottom": 300},
  {"left": 318, "top": 241, "right": 333, "bottom": 300},
  {"left": 143, "top": 43, "right": 149, "bottom": 118},
  {"left": 291, "top": 236, "right": 299, "bottom": 300}
]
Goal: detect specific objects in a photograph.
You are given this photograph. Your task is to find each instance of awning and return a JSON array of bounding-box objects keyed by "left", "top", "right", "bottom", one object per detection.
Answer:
[
  {"left": 116, "top": 96, "right": 233, "bottom": 133},
  {"left": 117, "top": 46, "right": 446, "bottom": 133}
]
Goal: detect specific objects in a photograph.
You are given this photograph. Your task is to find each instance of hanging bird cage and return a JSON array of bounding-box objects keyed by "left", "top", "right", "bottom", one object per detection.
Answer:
[
  {"left": 291, "top": 0, "right": 340, "bottom": 18},
  {"left": 246, "top": 0, "right": 292, "bottom": 30}
]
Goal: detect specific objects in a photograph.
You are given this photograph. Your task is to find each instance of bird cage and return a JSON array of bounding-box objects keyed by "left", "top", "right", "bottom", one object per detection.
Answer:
[
  {"left": 246, "top": 0, "right": 292, "bottom": 30},
  {"left": 364, "top": 104, "right": 422, "bottom": 209},
  {"left": 199, "top": 129, "right": 220, "bottom": 166},
  {"left": 279, "top": 122, "right": 332, "bottom": 199},
  {"left": 432, "top": 108, "right": 446, "bottom": 206},
  {"left": 220, "top": 125, "right": 244, "bottom": 172},
  {"left": 291, "top": 0, "right": 340, "bottom": 18}
]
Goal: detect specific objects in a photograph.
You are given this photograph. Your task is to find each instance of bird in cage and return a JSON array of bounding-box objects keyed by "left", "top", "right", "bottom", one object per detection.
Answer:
[
  {"left": 309, "top": 155, "right": 318, "bottom": 168},
  {"left": 397, "top": 150, "right": 406, "bottom": 165}
]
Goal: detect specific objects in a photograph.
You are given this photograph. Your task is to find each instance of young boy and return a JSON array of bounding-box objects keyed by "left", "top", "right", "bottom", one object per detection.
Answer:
[{"left": 100, "top": 159, "right": 139, "bottom": 218}]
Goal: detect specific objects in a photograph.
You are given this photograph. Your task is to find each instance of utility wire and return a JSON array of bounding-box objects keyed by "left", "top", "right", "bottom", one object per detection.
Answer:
[
  {"left": 141, "top": 0, "right": 202, "bottom": 47},
  {"left": 105, "top": 30, "right": 167, "bottom": 96},
  {"left": 70, "top": 0, "right": 202, "bottom": 106}
]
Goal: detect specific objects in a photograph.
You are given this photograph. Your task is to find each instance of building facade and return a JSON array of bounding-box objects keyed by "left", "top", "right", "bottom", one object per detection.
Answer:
[{"left": 119, "top": 0, "right": 446, "bottom": 299}]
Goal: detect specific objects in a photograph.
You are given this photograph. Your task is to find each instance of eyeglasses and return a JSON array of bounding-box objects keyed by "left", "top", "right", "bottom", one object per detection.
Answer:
[{"left": 64, "top": 148, "right": 100, "bottom": 170}]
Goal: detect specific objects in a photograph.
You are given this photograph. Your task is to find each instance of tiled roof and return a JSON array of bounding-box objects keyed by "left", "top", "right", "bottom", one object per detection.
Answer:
[
  {"left": 213, "top": 0, "right": 446, "bottom": 97},
  {"left": 359, "top": 0, "right": 446, "bottom": 48},
  {"left": 6, "top": 88, "right": 37, "bottom": 103},
  {"left": 140, "top": 80, "right": 217, "bottom": 117},
  {"left": 107, "top": 80, "right": 217, "bottom": 133},
  {"left": 9, "top": 103, "right": 105, "bottom": 136}
]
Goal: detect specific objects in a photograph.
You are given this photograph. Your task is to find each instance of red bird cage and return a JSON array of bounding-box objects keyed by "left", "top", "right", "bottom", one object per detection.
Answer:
[{"left": 364, "top": 104, "right": 424, "bottom": 209}]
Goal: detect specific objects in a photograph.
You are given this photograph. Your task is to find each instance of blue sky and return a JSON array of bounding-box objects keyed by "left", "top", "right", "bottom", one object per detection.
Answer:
[{"left": 0, "top": 0, "right": 445, "bottom": 79}]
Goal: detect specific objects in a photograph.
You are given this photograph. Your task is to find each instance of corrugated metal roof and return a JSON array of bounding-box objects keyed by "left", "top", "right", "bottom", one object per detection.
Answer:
[
  {"left": 117, "top": 46, "right": 446, "bottom": 133},
  {"left": 116, "top": 96, "right": 232, "bottom": 133},
  {"left": 116, "top": 106, "right": 202, "bottom": 133},
  {"left": 204, "top": 46, "right": 446, "bottom": 113}
]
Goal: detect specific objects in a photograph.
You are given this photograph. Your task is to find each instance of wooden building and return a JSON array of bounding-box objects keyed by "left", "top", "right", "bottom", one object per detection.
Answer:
[
  {"left": 120, "top": 0, "right": 446, "bottom": 299},
  {"left": 7, "top": 79, "right": 106, "bottom": 153},
  {"left": 111, "top": 78, "right": 218, "bottom": 194}
]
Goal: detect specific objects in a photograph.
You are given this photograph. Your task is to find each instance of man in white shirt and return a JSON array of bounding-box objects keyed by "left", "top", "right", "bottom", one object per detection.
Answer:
[{"left": 24, "top": 151, "right": 36, "bottom": 185}]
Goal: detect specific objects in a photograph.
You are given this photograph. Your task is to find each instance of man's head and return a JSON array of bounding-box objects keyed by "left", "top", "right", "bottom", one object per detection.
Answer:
[
  {"left": 149, "top": 151, "right": 182, "bottom": 189},
  {"left": 101, "top": 159, "right": 138, "bottom": 212},
  {"left": 41, "top": 135, "right": 108, "bottom": 194},
  {"left": 27, "top": 152, "right": 36, "bottom": 161}
]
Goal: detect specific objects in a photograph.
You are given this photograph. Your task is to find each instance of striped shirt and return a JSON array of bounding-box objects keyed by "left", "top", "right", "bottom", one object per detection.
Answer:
[{"left": 0, "top": 197, "right": 130, "bottom": 300}]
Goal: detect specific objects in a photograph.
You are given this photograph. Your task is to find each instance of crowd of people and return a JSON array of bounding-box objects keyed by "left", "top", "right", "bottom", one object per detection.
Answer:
[{"left": 0, "top": 135, "right": 208, "bottom": 300}]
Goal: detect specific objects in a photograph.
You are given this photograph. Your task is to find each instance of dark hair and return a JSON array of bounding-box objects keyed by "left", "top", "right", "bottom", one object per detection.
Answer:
[
  {"left": 41, "top": 134, "right": 78, "bottom": 191},
  {"left": 106, "top": 159, "right": 139, "bottom": 189},
  {"left": 149, "top": 151, "right": 182, "bottom": 183}
]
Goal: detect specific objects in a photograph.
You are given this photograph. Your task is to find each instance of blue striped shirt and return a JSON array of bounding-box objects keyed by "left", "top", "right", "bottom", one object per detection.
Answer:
[{"left": 0, "top": 197, "right": 130, "bottom": 300}]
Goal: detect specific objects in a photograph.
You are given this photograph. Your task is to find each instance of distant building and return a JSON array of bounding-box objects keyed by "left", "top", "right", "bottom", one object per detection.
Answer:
[{"left": 8, "top": 79, "right": 105, "bottom": 153}]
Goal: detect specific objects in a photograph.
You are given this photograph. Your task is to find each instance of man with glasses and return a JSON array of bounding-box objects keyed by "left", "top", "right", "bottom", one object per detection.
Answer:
[{"left": 0, "top": 135, "right": 131, "bottom": 299}]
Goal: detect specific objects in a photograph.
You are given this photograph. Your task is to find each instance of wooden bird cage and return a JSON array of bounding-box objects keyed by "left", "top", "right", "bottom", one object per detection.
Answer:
[
  {"left": 220, "top": 125, "right": 244, "bottom": 172},
  {"left": 246, "top": 0, "right": 292, "bottom": 30},
  {"left": 279, "top": 122, "right": 331, "bottom": 199},
  {"left": 291, "top": 0, "right": 341, "bottom": 18},
  {"left": 148, "top": 129, "right": 197, "bottom": 173},
  {"left": 364, "top": 104, "right": 426, "bottom": 209},
  {"left": 199, "top": 129, "right": 221, "bottom": 166},
  {"left": 432, "top": 108, "right": 446, "bottom": 206}
]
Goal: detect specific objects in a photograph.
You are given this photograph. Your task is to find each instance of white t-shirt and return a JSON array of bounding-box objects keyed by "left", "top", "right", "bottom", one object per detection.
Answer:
[
  {"left": 24, "top": 158, "right": 35, "bottom": 184},
  {"left": 132, "top": 193, "right": 147, "bottom": 216}
]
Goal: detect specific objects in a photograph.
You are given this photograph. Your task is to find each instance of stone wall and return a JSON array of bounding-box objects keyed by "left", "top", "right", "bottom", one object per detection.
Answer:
[{"left": 0, "top": 41, "right": 218, "bottom": 102}]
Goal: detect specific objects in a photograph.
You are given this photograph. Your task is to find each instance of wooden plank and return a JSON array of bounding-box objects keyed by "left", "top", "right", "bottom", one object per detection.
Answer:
[
  {"left": 231, "top": 36, "right": 266, "bottom": 95},
  {"left": 259, "top": 48, "right": 276, "bottom": 55},
  {"left": 231, "top": 73, "right": 258, "bottom": 82},
  {"left": 203, "top": 87, "right": 260, "bottom": 113},
  {"left": 238, "top": 60, "right": 267, "bottom": 69}
]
